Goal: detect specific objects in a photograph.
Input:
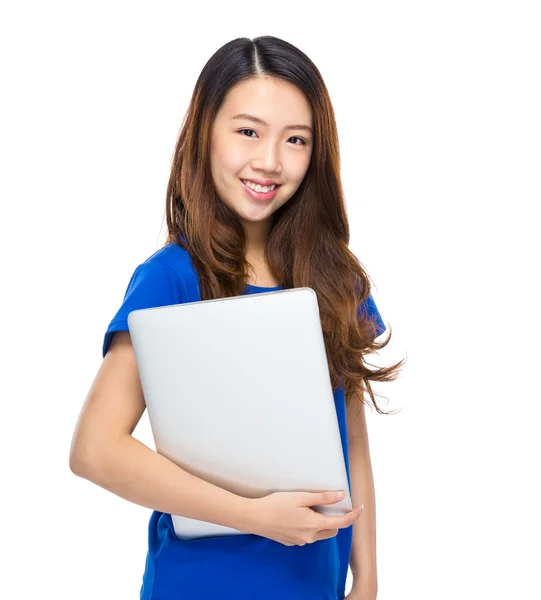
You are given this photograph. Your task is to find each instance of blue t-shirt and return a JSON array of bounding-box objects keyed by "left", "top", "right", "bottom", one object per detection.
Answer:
[{"left": 103, "top": 242, "right": 386, "bottom": 600}]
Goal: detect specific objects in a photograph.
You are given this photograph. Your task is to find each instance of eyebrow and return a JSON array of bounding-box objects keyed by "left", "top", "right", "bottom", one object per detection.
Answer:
[{"left": 230, "top": 113, "right": 313, "bottom": 134}]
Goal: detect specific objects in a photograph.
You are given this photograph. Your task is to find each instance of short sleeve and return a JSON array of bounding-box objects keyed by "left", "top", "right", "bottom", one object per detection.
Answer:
[
  {"left": 358, "top": 293, "right": 386, "bottom": 338},
  {"left": 102, "top": 261, "right": 185, "bottom": 358}
]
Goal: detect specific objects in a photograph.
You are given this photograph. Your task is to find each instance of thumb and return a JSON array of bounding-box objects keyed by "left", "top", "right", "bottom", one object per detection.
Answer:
[{"left": 298, "top": 490, "right": 347, "bottom": 506}]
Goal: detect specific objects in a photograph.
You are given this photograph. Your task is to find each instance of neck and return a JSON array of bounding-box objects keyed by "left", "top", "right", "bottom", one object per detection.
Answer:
[{"left": 242, "top": 217, "right": 273, "bottom": 259}]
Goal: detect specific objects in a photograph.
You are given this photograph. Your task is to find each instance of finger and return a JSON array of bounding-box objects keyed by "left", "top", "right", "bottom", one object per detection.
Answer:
[
  {"left": 316, "top": 528, "right": 339, "bottom": 540},
  {"left": 299, "top": 491, "right": 346, "bottom": 506},
  {"left": 321, "top": 505, "right": 362, "bottom": 529}
]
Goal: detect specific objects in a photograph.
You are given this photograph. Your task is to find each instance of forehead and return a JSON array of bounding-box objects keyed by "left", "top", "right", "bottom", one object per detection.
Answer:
[{"left": 218, "top": 77, "right": 312, "bottom": 126}]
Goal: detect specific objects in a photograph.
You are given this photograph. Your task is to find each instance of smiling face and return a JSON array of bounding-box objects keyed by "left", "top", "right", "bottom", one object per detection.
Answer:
[{"left": 210, "top": 76, "right": 313, "bottom": 248}]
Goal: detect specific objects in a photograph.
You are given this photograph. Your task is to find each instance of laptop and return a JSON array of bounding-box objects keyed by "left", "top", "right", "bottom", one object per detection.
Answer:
[{"left": 127, "top": 287, "right": 352, "bottom": 540}]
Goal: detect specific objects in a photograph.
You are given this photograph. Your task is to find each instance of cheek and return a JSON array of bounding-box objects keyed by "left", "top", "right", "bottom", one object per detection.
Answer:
[
  {"left": 294, "top": 156, "right": 312, "bottom": 179},
  {"left": 282, "top": 154, "right": 310, "bottom": 183},
  {"left": 214, "top": 139, "right": 246, "bottom": 169}
]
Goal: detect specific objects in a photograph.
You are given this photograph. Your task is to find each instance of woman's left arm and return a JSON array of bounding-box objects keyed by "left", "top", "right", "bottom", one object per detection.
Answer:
[{"left": 345, "top": 392, "right": 378, "bottom": 600}]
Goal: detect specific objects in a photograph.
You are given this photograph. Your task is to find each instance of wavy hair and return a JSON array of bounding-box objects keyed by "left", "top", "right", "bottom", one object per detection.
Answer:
[{"left": 163, "top": 36, "right": 405, "bottom": 415}]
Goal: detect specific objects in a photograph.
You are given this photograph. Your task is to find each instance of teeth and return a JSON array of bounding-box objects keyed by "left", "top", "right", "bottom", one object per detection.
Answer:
[{"left": 242, "top": 179, "right": 277, "bottom": 193}]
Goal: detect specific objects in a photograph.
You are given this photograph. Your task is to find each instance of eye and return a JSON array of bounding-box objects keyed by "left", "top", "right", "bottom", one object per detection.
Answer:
[
  {"left": 237, "top": 129, "right": 307, "bottom": 146},
  {"left": 238, "top": 128, "right": 258, "bottom": 139}
]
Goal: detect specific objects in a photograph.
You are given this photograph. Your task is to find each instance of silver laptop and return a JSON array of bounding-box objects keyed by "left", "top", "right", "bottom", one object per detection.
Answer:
[{"left": 127, "top": 287, "right": 352, "bottom": 540}]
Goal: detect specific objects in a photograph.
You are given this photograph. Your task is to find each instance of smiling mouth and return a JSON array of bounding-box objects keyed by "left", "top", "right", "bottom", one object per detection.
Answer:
[
  {"left": 240, "top": 179, "right": 282, "bottom": 201},
  {"left": 240, "top": 179, "right": 282, "bottom": 190}
]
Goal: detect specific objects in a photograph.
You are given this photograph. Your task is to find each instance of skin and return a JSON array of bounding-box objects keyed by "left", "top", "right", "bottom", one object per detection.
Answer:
[{"left": 210, "top": 76, "right": 313, "bottom": 281}]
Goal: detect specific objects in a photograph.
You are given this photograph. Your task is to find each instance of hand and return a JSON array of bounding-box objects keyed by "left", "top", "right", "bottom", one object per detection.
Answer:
[{"left": 244, "top": 490, "right": 363, "bottom": 546}]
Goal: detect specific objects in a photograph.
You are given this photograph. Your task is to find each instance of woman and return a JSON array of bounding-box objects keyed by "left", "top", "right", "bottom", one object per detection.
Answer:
[{"left": 70, "top": 35, "right": 404, "bottom": 600}]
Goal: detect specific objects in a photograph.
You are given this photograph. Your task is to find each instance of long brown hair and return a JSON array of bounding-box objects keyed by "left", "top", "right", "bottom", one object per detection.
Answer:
[{"left": 164, "top": 36, "right": 405, "bottom": 415}]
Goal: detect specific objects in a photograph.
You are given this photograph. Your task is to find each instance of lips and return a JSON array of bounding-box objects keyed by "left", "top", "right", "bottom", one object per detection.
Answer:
[{"left": 240, "top": 178, "right": 281, "bottom": 201}]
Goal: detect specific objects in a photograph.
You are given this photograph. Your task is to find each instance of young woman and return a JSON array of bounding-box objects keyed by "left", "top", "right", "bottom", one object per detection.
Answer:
[{"left": 70, "top": 35, "right": 403, "bottom": 600}]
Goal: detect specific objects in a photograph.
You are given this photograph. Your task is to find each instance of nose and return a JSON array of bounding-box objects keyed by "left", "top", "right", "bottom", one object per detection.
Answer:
[{"left": 251, "top": 141, "right": 282, "bottom": 175}]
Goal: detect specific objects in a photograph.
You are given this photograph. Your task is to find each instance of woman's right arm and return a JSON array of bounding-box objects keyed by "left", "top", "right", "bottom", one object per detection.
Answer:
[{"left": 69, "top": 330, "right": 255, "bottom": 532}]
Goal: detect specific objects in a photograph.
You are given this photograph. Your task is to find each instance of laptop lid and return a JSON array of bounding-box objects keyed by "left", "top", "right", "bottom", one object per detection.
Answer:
[{"left": 127, "top": 287, "right": 352, "bottom": 540}]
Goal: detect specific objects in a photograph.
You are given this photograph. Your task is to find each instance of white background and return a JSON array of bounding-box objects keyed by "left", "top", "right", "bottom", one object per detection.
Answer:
[{"left": 2, "top": 1, "right": 540, "bottom": 598}]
